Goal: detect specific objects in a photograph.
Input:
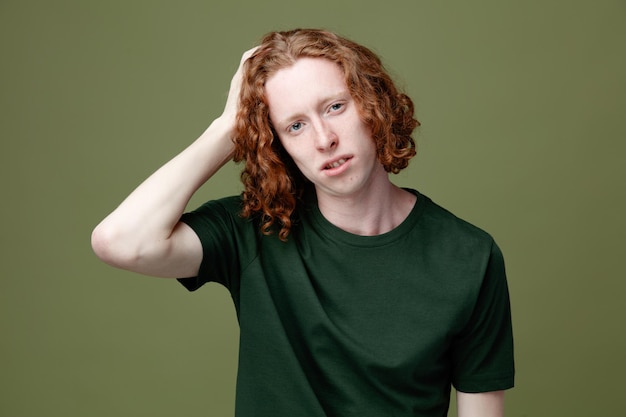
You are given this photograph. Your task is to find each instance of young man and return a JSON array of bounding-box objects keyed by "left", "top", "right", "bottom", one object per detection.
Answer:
[{"left": 92, "top": 29, "right": 514, "bottom": 417}]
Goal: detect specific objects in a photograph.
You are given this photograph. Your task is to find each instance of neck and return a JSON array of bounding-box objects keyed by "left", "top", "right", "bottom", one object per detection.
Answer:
[{"left": 316, "top": 182, "right": 416, "bottom": 236}]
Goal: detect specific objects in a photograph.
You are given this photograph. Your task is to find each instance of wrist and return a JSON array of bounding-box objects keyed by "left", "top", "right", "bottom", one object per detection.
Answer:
[{"left": 201, "top": 116, "right": 235, "bottom": 146}]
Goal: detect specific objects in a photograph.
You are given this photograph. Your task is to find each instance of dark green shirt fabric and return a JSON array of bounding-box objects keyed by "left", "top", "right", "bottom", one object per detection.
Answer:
[{"left": 178, "top": 190, "right": 514, "bottom": 417}]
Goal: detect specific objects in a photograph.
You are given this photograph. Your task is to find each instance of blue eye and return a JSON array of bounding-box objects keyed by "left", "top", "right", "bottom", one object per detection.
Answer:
[
  {"left": 289, "top": 122, "right": 302, "bottom": 132},
  {"left": 330, "top": 103, "right": 343, "bottom": 112}
]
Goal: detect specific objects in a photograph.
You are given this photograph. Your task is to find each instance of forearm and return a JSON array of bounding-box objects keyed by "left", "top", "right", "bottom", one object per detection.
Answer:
[{"left": 91, "top": 117, "right": 233, "bottom": 267}]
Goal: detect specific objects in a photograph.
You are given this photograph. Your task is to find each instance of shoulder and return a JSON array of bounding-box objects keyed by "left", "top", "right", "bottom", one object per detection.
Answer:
[
  {"left": 186, "top": 194, "right": 244, "bottom": 215},
  {"left": 412, "top": 192, "right": 500, "bottom": 268},
  {"left": 182, "top": 194, "right": 250, "bottom": 229},
  {"left": 418, "top": 192, "right": 495, "bottom": 243},
  {"left": 180, "top": 194, "right": 262, "bottom": 253},
  {"left": 177, "top": 195, "right": 262, "bottom": 289}
]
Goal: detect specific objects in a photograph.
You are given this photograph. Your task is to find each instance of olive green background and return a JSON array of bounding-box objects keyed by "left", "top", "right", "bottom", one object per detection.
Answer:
[{"left": 1, "top": 1, "right": 624, "bottom": 416}]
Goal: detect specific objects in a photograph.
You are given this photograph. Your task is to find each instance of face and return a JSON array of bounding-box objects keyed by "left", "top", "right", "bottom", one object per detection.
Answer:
[{"left": 265, "top": 57, "right": 388, "bottom": 202}]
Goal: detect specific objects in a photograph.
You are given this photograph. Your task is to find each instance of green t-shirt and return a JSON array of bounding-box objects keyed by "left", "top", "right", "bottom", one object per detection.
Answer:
[{"left": 179, "top": 190, "right": 514, "bottom": 417}]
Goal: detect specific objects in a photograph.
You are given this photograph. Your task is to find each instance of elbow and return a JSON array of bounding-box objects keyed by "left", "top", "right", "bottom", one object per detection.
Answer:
[{"left": 91, "top": 222, "right": 140, "bottom": 270}]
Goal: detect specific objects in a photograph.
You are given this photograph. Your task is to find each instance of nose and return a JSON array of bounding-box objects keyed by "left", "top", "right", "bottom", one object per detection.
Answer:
[{"left": 314, "top": 119, "right": 338, "bottom": 151}]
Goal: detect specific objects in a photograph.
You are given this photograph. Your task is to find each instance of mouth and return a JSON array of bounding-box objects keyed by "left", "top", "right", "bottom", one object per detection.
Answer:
[{"left": 323, "top": 157, "right": 351, "bottom": 170}]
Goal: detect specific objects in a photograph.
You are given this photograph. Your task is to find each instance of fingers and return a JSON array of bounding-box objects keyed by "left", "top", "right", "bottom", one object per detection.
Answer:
[
  {"left": 234, "top": 46, "right": 259, "bottom": 79},
  {"left": 223, "top": 46, "right": 259, "bottom": 117},
  {"left": 240, "top": 46, "right": 259, "bottom": 64}
]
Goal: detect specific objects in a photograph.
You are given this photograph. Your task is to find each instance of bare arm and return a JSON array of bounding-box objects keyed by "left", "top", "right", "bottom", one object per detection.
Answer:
[
  {"left": 91, "top": 48, "right": 255, "bottom": 278},
  {"left": 457, "top": 390, "right": 505, "bottom": 417}
]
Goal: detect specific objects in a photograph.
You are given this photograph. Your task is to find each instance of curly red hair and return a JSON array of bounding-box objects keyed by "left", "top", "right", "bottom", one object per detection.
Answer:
[{"left": 233, "top": 29, "right": 419, "bottom": 240}]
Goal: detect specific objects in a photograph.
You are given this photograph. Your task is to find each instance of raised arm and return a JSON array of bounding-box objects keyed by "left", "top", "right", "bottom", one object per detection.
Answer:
[{"left": 91, "top": 48, "right": 255, "bottom": 278}]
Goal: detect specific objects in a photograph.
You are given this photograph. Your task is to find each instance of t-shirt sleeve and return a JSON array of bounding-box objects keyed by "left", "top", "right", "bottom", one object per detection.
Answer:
[
  {"left": 451, "top": 240, "right": 515, "bottom": 393},
  {"left": 176, "top": 198, "right": 242, "bottom": 292}
]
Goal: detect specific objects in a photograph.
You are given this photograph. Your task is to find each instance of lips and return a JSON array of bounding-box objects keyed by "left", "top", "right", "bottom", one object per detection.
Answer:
[
  {"left": 326, "top": 158, "right": 347, "bottom": 169},
  {"left": 322, "top": 156, "right": 352, "bottom": 171}
]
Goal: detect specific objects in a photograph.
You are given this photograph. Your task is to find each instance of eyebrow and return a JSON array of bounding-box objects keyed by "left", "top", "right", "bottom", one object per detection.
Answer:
[{"left": 273, "top": 90, "right": 351, "bottom": 129}]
